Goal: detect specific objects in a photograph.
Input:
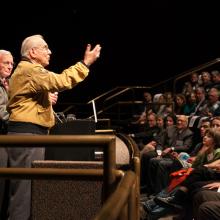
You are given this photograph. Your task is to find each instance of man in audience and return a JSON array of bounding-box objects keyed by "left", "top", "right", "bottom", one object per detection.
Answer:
[
  {"left": 190, "top": 86, "right": 208, "bottom": 116},
  {"left": 193, "top": 185, "right": 220, "bottom": 220},
  {"left": 129, "top": 112, "right": 160, "bottom": 151},
  {"left": 201, "top": 87, "right": 220, "bottom": 117},
  {"left": 147, "top": 115, "right": 193, "bottom": 194}
]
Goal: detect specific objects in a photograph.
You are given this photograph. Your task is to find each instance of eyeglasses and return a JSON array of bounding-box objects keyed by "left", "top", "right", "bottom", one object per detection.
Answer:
[{"left": 33, "top": 45, "right": 50, "bottom": 52}]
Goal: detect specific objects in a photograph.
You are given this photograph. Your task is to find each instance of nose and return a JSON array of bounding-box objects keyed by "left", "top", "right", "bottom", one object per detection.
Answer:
[
  {"left": 9, "top": 64, "right": 13, "bottom": 69},
  {"left": 48, "top": 49, "right": 52, "bottom": 55}
]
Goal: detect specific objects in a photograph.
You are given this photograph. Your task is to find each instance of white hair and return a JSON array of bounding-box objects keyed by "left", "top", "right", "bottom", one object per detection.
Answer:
[
  {"left": 0, "top": 50, "right": 12, "bottom": 57},
  {"left": 20, "top": 34, "right": 44, "bottom": 58}
]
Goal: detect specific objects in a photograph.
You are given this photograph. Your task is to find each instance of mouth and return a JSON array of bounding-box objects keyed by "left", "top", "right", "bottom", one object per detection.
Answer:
[{"left": 4, "top": 71, "right": 11, "bottom": 75}]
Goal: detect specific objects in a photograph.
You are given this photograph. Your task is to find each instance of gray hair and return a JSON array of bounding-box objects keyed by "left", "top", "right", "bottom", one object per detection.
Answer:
[
  {"left": 20, "top": 34, "right": 44, "bottom": 58},
  {"left": 0, "top": 50, "right": 12, "bottom": 58}
]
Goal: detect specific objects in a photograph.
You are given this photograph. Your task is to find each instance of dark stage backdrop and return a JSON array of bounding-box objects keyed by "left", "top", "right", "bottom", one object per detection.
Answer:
[{"left": 1, "top": 1, "right": 220, "bottom": 103}]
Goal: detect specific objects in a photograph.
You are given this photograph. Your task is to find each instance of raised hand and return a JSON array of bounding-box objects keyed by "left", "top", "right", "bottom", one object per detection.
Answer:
[{"left": 83, "top": 44, "right": 101, "bottom": 67}]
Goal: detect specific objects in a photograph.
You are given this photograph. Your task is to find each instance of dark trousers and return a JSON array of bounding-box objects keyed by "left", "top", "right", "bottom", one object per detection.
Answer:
[
  {"left": 140, "top": 150, "right": 157, "bottom": 188},
  {"left": 193, "top": 190, "right": 220, "bottom": 220},
  {"left": 182, "top": 166, "right": 220, "bottom": 193},
  {"left": 148, "top": 157, "right": 182, "bottom": 194}
]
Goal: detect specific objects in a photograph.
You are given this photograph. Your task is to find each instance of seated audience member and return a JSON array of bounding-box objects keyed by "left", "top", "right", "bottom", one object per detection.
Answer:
[
  {"left": 182, "top": 72, "right": 200, "bottom": 96},
  {"left": 173, "top": 94, "right": 186, "bottom": 115},
  {"left": 200, "top": 71, "right": 213, "bottom": 93},
  {"left": 129, "top": 112, "right": 160, "bottom": 151},
  {"left": 153, "top": 94, "right": 169, "bottom": 117},
  {"left": 208, "top": 69, "right": 220, "bottom": 91},
  {"left": 147, "top": 115, "right": 193, "bottom": 194},
  {"left": 200, "top": 87, "right": 220, "bottom": 117},
  {"left": 142, "top": 123, "right": 220, "bottom": 220},
  {"left": 163, "top": 91, "right": 174, "bottom": 116},
  {"left": 164, "top": 113, "right": 177, "bottom": 128},
  {"left": 211, "top": 116, "right": 220, "bottom": 129},
  {"left": 142, "top": 115, "right": 193, "bottom": 194},
  {"left": 183, "top": 92, "right": 197, "bottom": 115},
  {"left": 154, "top": 129, "right": 220, "bottom": 214},
  {"left": 190, "top": 86, "right": 208, "bottom": 116},
  {"left": 125, "top": 91, "right": 153, "bottom": 133},
  {"left": 193, "top": 184, "right": 220, "bottom": 220},
  {"left": 132, "top": 91, "right": 153, "bottom": 125},
  {"left": 140, "top": 113, "right": 177, "bottom": 191},
  {"left": 139, "top": 91, "right": 153, "bottom": 115},
  {"left": 140, "top": 114, "right": 166, "bottom": 156},
  {"left": 182, "top": 81, "right": 193, "bottom": 98},
  {"left": 187, "top": 118, "right": 211, "bottom": 164}
]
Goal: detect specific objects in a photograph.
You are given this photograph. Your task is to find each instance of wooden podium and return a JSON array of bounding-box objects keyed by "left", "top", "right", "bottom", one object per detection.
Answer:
[{"left": 46, "top": 119, "right": 97, "bottom": 161}]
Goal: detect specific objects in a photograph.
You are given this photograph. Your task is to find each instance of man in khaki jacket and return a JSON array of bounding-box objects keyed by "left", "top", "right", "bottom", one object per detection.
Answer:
[{"left": 6, "top": 34, "right": 101, "bottom": 220}]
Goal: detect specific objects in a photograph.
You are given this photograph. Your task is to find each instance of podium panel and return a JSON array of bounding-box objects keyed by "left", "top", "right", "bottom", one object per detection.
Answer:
[
  {"left": 50, "top": 119, "right": 96, "bottom": 135},
  {"left": 46, "top": 120, "right": 97, "bottom": 161}
]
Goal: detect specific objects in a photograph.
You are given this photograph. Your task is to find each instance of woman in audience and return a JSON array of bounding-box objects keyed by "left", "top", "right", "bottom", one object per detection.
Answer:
[
  {"left": 187, "top": 118, "right": 211, "bottom": 164},
  {"left": 164, "top": 113, "right": 177, "bottom": 128},
  {"left": 174, "top": 93, "right": 186, "bottom": 115},
  {"left": 154, "top": 128, "right": 220, "bottom": 216},
  {"left": 183, "top": 92, "right": 197, "bottom": 115}
]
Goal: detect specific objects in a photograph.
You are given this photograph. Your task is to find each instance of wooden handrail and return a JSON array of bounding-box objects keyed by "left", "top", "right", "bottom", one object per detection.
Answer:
[
  {"left": 0, "top": 134, "right": 116, "bottom": 200},
  {"left": 94, "top": 170, "right": 136, "bottom": 220},
  {"left": 0, "top": 167, "right": 124, "bottom": 180},
  {"left": 0, "top": 134, "right": 140, "bottom": 219},
  {"left": 0, "top": 134, "right": 114, "bottom": 146}
]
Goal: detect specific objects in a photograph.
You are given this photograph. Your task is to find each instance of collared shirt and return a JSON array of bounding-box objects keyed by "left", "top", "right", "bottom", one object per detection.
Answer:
[{"left": 0, "top": 78, "right": 9, "bottom": 120}]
